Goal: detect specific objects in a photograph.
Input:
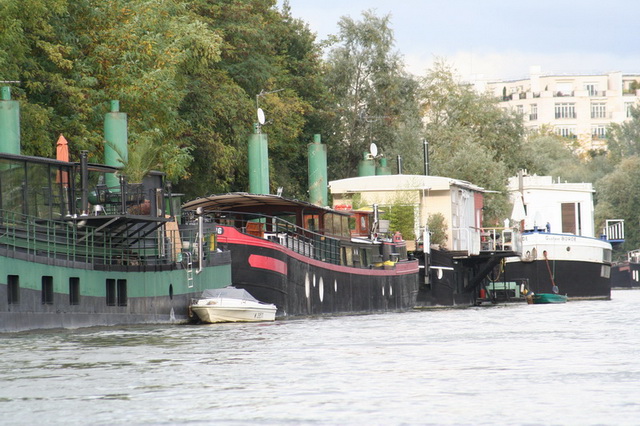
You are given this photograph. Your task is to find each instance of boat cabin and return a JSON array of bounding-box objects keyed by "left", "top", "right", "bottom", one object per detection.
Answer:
[
  {"left": 329, "top": 174, "right": 500, "bottom": 255},
  {"left": 182, "top": 192, "right": 410, "bottom": 268}
]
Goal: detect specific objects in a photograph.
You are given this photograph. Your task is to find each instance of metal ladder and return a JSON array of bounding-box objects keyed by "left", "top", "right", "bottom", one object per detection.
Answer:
[{"left": 185, "top": 251, "right": 194, "bottom": 288}]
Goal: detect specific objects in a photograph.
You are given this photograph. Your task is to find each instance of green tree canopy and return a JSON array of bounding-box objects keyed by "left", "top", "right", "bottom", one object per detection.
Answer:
[
  {"left": 323, "top": 10, "right": 422, "bottom": 180},
  {"left": 419, "top": 61, "right": 526, "bottom": 222}
]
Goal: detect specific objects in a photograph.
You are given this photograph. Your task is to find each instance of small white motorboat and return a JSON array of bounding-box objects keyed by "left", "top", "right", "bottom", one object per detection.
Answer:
[{"left": 189, "top": 286, "right": 277, "bottom": 323}]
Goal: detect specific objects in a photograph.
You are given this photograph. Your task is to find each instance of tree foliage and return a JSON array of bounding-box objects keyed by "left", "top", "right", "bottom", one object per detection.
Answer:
[
  {"left": 419, "top": 61, "right": 526, "bottom": 222},
  {"left": 596, "top": 156, "right": 640, "bottom": 251},
  {"left": 323, "top": 10, "right": 422, "bottom": 179},
  {"left": 1, "top": 1, "right": 638, "bottom": 239}
]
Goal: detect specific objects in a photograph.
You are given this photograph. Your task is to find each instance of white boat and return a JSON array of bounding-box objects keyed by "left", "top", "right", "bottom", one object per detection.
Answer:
[
  {"left": 189, "top": 286, "right": 277, "bottom": 323},
  {"left": 504, "top": 173, "right": 617, "bottom": 299}
]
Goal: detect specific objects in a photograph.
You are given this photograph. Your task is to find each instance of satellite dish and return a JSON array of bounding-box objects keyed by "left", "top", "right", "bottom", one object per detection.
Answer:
[
  {"left": 257, "top": 108, "right": 266, "bottom": 125},
  {"left": 369, "top": 142, "right": 378, "bottom": 157}
]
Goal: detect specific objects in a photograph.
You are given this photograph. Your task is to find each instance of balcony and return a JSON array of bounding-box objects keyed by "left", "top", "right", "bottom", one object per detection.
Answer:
[{"left": 554, "top": 113, "right": 577, "bottom": 119}]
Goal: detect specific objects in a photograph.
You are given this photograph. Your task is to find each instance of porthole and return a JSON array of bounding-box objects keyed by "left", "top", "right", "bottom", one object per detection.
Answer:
[{"left": 305, "top": 273, "right": 310, "bottom": 299}]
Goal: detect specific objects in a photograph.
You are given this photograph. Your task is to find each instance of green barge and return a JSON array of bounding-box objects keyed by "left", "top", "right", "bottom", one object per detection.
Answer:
[{"left": 0, "top": 90, "right": 231, "bottom": 332}]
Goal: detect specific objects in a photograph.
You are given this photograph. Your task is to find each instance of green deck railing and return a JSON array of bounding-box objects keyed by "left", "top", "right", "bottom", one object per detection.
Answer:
[{"left": 0, "top": 210, "right": 200, "bottom": 267}]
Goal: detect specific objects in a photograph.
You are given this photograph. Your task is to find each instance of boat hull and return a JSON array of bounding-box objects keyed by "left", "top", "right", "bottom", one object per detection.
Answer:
[
  {"left": 530, "top": 293, "right": 568, "bottom": 304},
  {"left": 216, "top": 226, "right": 420, "bottom": 317},
  {"left": 191, "top": 304, "right": 276, "bottom": 323},
  {"left": 611, "top": 261, "right": 640, "bottom": 288},
  {"left": 0, "top": 250, "right": 232, "bottom": 333},
  {"left": 505, "top": 232, "right": 611, "bottom": 300}
]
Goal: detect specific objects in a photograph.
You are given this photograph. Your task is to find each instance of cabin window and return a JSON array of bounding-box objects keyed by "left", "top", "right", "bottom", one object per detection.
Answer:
[
  {"left": 361, "top": 249, "right": 370, "bottom": 267},
  {"left": 117, "top": 279, "right": 127, "bottom": 306},
  {"left": 304, "top": 214, "right": 319, "bottom": 232},
  {"left": 342, "top": 246, "right": 353, "bottom": 266},
  {"left": 106, "top": 279, "right": 116, "bottom": 306},
  {"left": 41, "top": 276, "right": 54, "bottom": 305},
  {"left": 69, "top": 277, "right": 80, "bottom": 305},
  {"left": 7, "top": 275, "right": 19, "bottom": 305},
  {"left": 0, "top": 158, "right": 26, "bottom": 215}
]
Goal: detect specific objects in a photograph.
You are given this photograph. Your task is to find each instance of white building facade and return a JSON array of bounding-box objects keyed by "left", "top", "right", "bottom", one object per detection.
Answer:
[{"left": 483, "top": 67, "right": 640, "bottom": 152}]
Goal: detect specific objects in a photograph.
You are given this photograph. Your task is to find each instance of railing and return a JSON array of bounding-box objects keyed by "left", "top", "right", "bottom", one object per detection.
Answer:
[
  {"left": 479, "top": 227, "right": 521, "bottom": 253},
  {"left": 0, "top": 210, "right": 193, "bottom": 267},
  {"left": 602, "top": 219, "right": 624, "bottom": 242},
  {"left": 210, "top": 212, "right": 342, "bottom": 264},
  {"left": 451, "top": 226, "right": 522, "bottom": 256},
  {"left": 90, "top": 183, "right": 149, "bottom": 216},
  {"left": 452, "top": 227, "right": 481, "bottom": 255}
]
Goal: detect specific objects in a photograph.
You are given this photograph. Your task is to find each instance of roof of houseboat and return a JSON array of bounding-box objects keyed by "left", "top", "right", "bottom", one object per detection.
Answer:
[{"left": 182, "top": 192, "right": 350, "bottom": 216}]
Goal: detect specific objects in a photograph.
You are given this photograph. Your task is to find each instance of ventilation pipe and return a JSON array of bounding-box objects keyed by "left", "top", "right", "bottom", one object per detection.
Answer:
[
  {"left": 248, "top": 123, "right": 270, "bottom": 194},
  {"left": 358, "top": 152, "right": 375, "bottom": 176},
  {"left": 0, "top": 87, "right": 20, "bottom": 155},
  {"left": 308, "top": 134, "right": 327, "bottom": 206},
  {"left": 104, "top": 100, "right": 128, "bottom": 188},
  {"left": 376, "top": 157, "right": 391, "bottom": 175},
  {"left": 423, "top": 139, "right": 429, "bottom": 176}
]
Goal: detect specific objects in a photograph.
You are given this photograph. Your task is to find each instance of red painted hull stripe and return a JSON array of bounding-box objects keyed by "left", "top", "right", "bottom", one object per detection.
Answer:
[
  {"left": 248, "top": 254, "right": 288, "bottom": 275},
  {"left": 217, "top": 225, "right": 419, "bottom": 276}
]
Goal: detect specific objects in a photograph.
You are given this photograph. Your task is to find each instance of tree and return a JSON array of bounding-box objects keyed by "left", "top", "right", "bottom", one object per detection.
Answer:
[
  {"left": 174, "top": 0, "right": 327, "bottom": 200},
  {"left": 606, "top": 105, "right": 640, "bottom": 163},
  {"left": 596, "top": 156, "right": 640, "bottom": 251},
  {"left": 419, "top": 61, "right": 526, "bottom": 222},
  {"left": 427, "top": 213, "right": 448, "bottom": 247},
  {"left": 323, "top": 10, "right": 422, "bottom": 180}
]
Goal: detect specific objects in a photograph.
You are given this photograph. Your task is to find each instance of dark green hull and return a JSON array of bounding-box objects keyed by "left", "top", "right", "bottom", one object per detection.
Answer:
[
  {"left": 0, "top": 249, "right": 232, "bottom": 333},
  {"left": 532, "top": 293, "right": 568, "bottom": 304}
]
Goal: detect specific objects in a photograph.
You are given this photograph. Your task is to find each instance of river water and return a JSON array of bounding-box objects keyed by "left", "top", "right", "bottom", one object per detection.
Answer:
[{"left": 1, "top": 289, "right": 639, "bottom": 425}]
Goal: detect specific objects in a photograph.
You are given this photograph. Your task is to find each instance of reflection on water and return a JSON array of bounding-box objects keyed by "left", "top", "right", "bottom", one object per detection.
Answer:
[{"left": 2, "top": 290, "right": 640, "bottom": 425}]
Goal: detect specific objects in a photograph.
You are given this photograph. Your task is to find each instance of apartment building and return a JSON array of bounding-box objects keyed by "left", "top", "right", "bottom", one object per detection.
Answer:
[{"left": 481, "top": 67, "right": 640, "bottom": 152}]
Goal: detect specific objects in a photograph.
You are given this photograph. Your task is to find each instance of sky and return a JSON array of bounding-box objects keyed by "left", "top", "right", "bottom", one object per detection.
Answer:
[{"left": 280, "top": 0, "right": 640, "bottom": 82}]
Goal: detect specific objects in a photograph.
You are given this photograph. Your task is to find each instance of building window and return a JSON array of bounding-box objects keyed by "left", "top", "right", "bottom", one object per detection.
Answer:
[
  {"left": 555, "top": 103, "right": 576, "bottom": 119},
  {"left": 592, "top": 125, "right": 607, "bottom": 139},
  {"left": 106, "top": 279, "right": 116, "bottom": 306},
  {"left": 69, "top": 277, "right": 80, "bottom": 305},
  {"left": 529, "top": 104, "right": 538, "bottom": 121},
  {"left": 591, "top": 103, "right": 606, "bottom": 119},
  {"left": 516, "top": 105, "right": 524, "bottom": 115},
  {"left": 117, "top": 279, "right": 127, "bottom": 306},
  {"left": 626, "top": 102, "right": 635, "bottom": 118},
  {"left": 585, "top": 83, "right": 598, "bottom": 96},
  {"left": 42, "top": 276, "right": 54, "bottom": 305},
  {"left": 555, "top": 82, "right": 573, "bottom": 97},
  {"left": 8, "top": 275, "right": 19, "bottom": 305},
  {"left": 555, "top": 126, "right": 576, "bottom": 138}
]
